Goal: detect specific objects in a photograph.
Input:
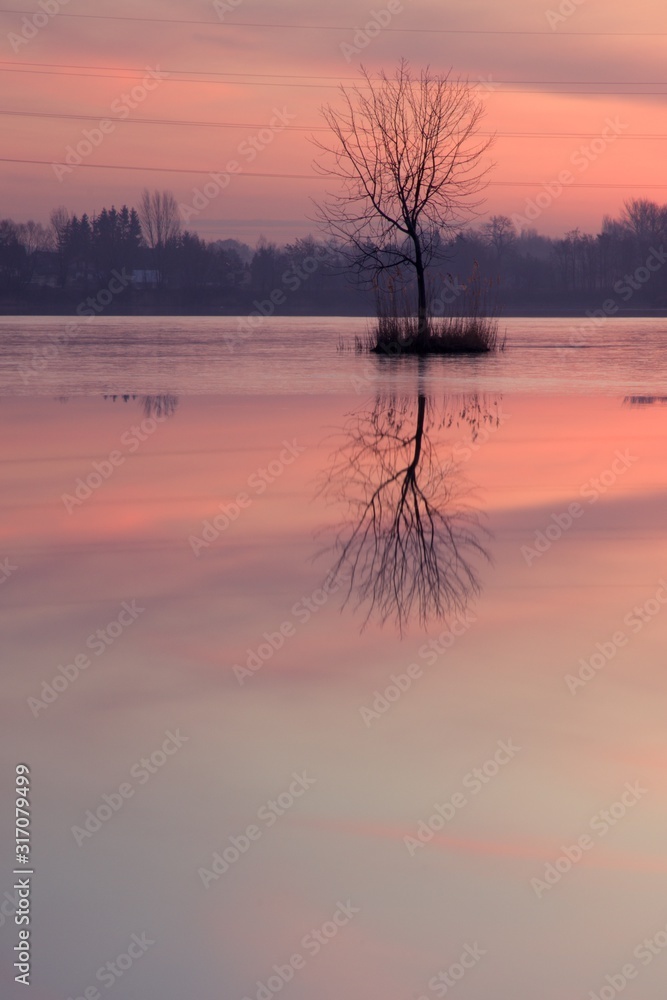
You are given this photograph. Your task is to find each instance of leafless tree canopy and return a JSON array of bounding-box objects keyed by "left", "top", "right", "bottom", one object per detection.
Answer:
[
  {"left": 481, "top": 215, "right": 517, "bottom": 258},
  {"left": 319, "top": 393, "right": 495, "bottom": 633},
  {"left": 620, "top": 198, "right": 667, "bottom": 246},
  {"left": 313, "top": 60, "right": 492, "bottom": 330},
  {"left": 16, "top": 220, "right": 54, "bottom": 254},
  {"left": 49, "top": 205, "right": 71, "bottom": 246},
  {"left": 138, "top": 189, "right": 181, "bottom": 248}
]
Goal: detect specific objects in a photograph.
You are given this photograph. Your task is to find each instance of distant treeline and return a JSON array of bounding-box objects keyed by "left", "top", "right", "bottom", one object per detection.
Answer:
[{"left": 2, "top": 193, "right": 667, "bottom": 315}]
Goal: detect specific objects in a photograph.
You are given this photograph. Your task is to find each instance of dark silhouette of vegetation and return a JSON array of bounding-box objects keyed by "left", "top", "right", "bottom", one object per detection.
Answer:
[
  {"left": 3, "top": 194, "right": 667, "bottom": 316},
  {"left": 371, "top": 263, "right": 504, "bottom": 355}
]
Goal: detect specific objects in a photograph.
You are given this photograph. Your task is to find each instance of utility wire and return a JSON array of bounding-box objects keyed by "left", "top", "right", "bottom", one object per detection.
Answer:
[
  {"left": 2, "top": 109, "right": 667, "bottom": 139},
  {"left": 2, "top": 156, "right": 667, "bottom": 188},
  {"left": 3, "top": 61, "right": 667, "bottom": 86},
  {"left": 1, "top": 65, "right": 667, "bottom": 95},
  {"left": 0, "top": 9, "right": 664, "bottom": 34}
]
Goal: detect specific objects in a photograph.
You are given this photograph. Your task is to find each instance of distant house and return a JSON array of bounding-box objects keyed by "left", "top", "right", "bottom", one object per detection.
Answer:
[{"left": 131, "top": 269, "right": 160, "bottom": 287}]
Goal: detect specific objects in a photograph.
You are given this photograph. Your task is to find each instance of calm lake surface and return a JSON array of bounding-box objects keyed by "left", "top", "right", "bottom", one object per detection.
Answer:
[
  {"left": 1, "top": 314, "right": 667, "bottom": 395},
  {"left": 1, "top": 316, "right": 667, "bottom": 999}
]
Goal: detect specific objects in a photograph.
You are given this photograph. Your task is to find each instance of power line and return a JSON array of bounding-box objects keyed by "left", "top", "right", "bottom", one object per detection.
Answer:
[
  {"left": 2, "top": 155, "right": 667, "bottom": 189},
  {"left": 2, "top": 65, "right": 667, "bottom": 95},
  {"left": 3, "top": 109, "right": 667, "bottom": 140},
  {"left": 0, "top": 9, "right": 665, "bottom": 34},
  {"left": 0, "top": 109, "right": 329, "bottom": 131},
  {"left": 489, "top": 133, "right": 667, "bottom": 138},
  {"left": 0, "top": 156, "right": 320, "bottom": 178},
  {"left": 4, "top": 61, "right": 667, "bottom": 86},
  {"left": 0, "top": 66, "right": 342, "bottom": 87},
  {"left": 489, "top": 181, "right": 667, "bottom": 188},
  {"left": 3, "top": 61, "right": 363, "bottom": 80}
]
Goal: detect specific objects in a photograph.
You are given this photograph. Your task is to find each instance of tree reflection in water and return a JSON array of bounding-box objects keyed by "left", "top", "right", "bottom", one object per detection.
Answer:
[
  {"left": 102, "top": 394, "right": 179, "bottom": 418},
  {"left": 319, "top": 392, "right": 501, "bottom": 633}
]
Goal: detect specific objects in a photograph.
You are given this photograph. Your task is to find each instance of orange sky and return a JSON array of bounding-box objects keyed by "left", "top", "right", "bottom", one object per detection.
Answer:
[{"left": 2, "top": 0, "right": 667, "bottom": 243}]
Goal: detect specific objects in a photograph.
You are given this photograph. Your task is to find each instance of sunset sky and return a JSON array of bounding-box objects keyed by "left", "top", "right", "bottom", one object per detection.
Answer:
[{"left": 3, "top": 0, "right": 667, "bottom": 244}]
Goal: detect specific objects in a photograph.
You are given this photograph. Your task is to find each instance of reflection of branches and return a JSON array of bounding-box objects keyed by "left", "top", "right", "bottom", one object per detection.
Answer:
[
  {"left": 424, "top": 392, "right": 504, "bottom": 440},
  {"left": 141, "top": 394, "right": 178, "bottom": 419},
  {"left": 320, "top": 394, "right": 494, "bottom": 633},
  {"left": 623, "top": 395, "right": 667, "bottom": 407},
  {"left": 102, "top": 394, "right": 179, "bottom": 418}
]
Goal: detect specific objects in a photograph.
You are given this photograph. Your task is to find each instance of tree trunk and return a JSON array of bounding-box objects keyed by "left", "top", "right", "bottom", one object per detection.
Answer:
[
  {"left": 411, "top": 394, "right": 426, "bottom": 470},
  {"left": 402, "top": 394, "right": 426, "bottom": 495},
  {"left": 412, "top": 233, "right": 429, "bottom": 345},
  {"left": 416, "top": 264, "right": 428, "bottom": 342}
]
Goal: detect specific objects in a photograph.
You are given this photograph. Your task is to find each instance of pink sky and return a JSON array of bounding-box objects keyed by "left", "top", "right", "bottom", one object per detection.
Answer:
[{"left": 2, "top": 0, "right": 667, "bottom": 243}]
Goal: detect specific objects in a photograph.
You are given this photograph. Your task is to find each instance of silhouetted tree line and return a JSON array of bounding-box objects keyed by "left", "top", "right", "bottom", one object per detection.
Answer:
[{"left": 2, "top": 193, "right": 667, "bottom": 314}]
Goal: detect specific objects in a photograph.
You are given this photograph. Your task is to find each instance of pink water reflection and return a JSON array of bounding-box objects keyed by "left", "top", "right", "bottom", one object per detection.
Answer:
[{"left": 1, "top": 392, "right": 667, "bottom": 999}]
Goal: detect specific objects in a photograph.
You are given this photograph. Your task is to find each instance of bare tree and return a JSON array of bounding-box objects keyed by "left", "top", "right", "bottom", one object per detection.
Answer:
[
  {"left": 313, "top": 60, "right": 492, "bottom": 341},
  {"left": 0, "top": 219, "right": 19, "bottom": 242},
  {"left": 138, "top": 189, "right": 181, "bottom": 248},
  {"left": 481, "top": 215, "right": 517, "bottom": 259},
  {"left": 16, "top": 220, "right": 54, "bottom": 254},
  {"left": 319, "top": 393, "right": 495, "bottom": 633},
  {"left": 49, "top": 205, "right": 70, "bottom": 246},
  {"left": 620, "top": 198, "right": 666, "bottom": 249}
]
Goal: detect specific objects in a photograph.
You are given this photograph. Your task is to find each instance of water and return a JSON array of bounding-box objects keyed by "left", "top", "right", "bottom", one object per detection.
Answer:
[
  {"left": 1, "top": 315, "right": 666, "bottom": 395},
  {"left": 1, "top": 317, "right": 667, "bottom": 999}
]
